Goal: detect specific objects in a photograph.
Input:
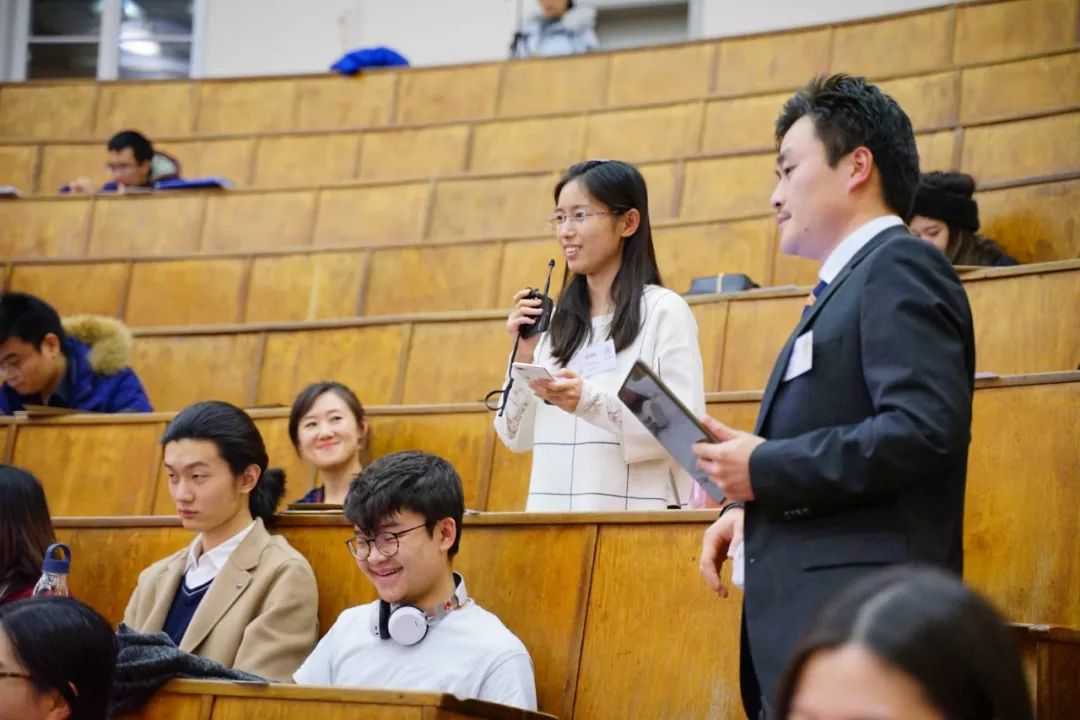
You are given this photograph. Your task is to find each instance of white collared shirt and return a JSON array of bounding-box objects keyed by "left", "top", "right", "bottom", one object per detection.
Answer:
[
  {"left": 183, "top": 521, "right": 256, "bottom": 588},
  {"left": 819, "top": 215, "right": 904, "bottom": 284}
]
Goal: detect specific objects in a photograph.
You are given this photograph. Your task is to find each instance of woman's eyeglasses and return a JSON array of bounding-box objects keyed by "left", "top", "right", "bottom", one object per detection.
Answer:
[{"left": 545, "top": 209, "right": 624, "bottom": 231}]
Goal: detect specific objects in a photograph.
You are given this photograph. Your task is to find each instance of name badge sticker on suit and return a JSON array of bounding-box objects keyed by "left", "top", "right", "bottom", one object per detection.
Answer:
[
  {"left": 577, "top": 339, "right": 617, "bottom": 377},
  {"left": 783, "top": 330, "right": 813, "bottom": 382}
]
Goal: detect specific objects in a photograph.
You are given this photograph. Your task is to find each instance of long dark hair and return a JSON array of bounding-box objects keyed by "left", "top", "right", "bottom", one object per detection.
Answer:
[
  {"left": 947, "top": 227, "right": 1014, "bottom": 266},
  {"left": 0, "top": 596, "right": 116, "bottom": 720},
  {"left": 776, "top": 566, "right": 1034, "bottom": 720},
  {"left": 0, "top": 465, "right": 56, "bottom": 598},
  {"left": 161, "top": 401, "right": 286, "bottom": 527},
  {"left": 548, "top": 160, "right": 662, "bottom": 366}
]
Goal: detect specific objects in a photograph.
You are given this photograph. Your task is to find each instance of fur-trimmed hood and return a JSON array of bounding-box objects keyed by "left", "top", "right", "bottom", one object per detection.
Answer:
[
  {"left": 0, "top": 314, "right": 151, "bottom": 414},
  {"left": 61, "top": 315, "right": 134, "bottom": 375}
]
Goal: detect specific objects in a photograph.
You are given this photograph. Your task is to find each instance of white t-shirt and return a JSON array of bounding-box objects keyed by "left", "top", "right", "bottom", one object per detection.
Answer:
[{"left": 294, "top": 600, "right": 537, "bottom": 710}]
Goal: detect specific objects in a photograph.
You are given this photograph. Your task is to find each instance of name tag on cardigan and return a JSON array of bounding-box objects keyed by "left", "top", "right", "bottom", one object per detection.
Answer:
[{"left": 577, "top": 339, "right": 617, "bottom": 377}]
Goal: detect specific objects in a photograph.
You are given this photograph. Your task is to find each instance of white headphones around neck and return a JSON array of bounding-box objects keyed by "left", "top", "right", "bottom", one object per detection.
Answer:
[{"left": 372, "top": 572, "right": 470, "bottom": 646}]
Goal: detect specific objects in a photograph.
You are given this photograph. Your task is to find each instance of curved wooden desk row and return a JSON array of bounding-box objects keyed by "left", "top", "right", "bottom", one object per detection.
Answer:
[
  {"left": 1, "top": 48, "right": 1076, "bottom": 196},
  {"left": 93, "top": 263, "right": 1080, "bottom": 411},
  {"left": 56, "top": 504, "right": 1079, "bottom": 720},
  {"left": 1, "top": 0, "right": 1076, "bottom": 140},
  {"left": 112, "top": 626, "right": 1080, "bottom": 720},
  {"left": 17, "top": 370, "right": 1078, "bottom": 622},
  {"left": 2, "top": 182, "right": 1076, "bottom": 332},
  {"left": 115, "top": 681, "right": 556, "bottom": 720},
  {"left": 1, "top": 110, "right": 1077, "bottom": 260}
]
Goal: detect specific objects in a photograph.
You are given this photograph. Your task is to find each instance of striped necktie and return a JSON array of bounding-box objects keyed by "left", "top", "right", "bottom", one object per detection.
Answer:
[{"left": 801, "top": 279, "right": 828, "bottom": 319}]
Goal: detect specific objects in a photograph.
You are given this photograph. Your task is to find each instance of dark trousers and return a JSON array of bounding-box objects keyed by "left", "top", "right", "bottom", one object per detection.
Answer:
[{"left": 740, "top": 613, "right": 772, "bottom": 720}]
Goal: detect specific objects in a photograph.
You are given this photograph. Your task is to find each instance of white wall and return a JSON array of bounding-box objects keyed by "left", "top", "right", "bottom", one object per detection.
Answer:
[
  {"left": 202, "top": 0, "right": 361, "bottom": 77},
  {"left": 701, "top": 0, "right": 950, "bottom": 37},
  {"left": 347, "top": 0, "right": 520, "bottom": 67},
  {"left": 199, "top": 0, "right": 954, "bottom": 77},
  {"left": 201, "top": 0, "right": 522, "bottom": 77}
]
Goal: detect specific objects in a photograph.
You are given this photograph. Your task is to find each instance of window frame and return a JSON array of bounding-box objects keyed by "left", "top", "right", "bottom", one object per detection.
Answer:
[{"left": 4, "top": 0, "right": 206, "bottom": 81}]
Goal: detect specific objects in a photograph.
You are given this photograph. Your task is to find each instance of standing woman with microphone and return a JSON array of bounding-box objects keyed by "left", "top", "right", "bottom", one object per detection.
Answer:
[{"left": 494, "top": 160, "right": 707, "bottom": 511}]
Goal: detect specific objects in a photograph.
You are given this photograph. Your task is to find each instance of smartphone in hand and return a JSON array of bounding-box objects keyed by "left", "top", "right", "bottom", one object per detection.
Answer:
[{"left": 512, "top": 362, "right": 555, "bottom": 384}]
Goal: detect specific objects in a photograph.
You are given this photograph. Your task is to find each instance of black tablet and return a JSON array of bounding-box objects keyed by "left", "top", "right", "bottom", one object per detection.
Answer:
[{"left": 618, "top": 360, "right": 726, "bottom": 504}]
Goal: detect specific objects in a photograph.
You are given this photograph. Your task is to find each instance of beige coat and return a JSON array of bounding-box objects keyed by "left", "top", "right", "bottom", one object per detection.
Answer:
[{"left": 123, "top": 518, "right": 318, "bottom": 682}]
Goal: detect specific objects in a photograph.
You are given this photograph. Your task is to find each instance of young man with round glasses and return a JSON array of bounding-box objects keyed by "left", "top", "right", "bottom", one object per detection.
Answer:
[{"left": 293, "top": 451, "right": 536, "bottom": 710}]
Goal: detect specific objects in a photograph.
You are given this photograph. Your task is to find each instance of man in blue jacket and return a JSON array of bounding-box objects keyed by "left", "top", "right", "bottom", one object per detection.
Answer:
[
  {"left": 0, "top": 293, "right": 152, "bottom": 414},
  {"left": 64, "top": 130, "right": 181, "bottom": 194}
]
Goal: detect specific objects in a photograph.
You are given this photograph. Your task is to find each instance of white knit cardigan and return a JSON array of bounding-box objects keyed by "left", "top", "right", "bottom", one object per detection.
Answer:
[{"left": 494, "top": 285, "right": 707, "bottom": 511}]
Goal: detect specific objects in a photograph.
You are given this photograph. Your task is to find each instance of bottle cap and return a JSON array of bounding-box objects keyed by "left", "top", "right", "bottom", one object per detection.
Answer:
[{"left": 41, "top": 543, "right": 71, "bottom": 574}]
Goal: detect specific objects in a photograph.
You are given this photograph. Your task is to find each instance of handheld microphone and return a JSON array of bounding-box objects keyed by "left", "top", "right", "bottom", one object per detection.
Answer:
[
  {"left": 520, "top": 259, "right": 555, "bottom": 340},
  {"left": 486, "top": 259, "right": 557, "bottom": 416}
]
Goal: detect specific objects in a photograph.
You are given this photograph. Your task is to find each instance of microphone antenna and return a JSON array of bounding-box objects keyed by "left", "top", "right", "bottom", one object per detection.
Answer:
[{"left": 541, "top": 258, "right": 555, "bottom": 299}]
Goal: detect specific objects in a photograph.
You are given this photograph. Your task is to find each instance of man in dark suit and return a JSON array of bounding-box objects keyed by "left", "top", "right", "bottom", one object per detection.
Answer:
[{"left": 691, "top": 74, "right": 975, "bottom": 718}]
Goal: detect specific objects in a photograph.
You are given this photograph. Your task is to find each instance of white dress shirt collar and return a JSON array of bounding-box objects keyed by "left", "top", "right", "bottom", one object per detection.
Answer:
[
  {"left": 184, "top": 520, "right": 256, "bottom": 588},
  {"left": 819, "top": 215, "right": 904, "bottom": 284}
]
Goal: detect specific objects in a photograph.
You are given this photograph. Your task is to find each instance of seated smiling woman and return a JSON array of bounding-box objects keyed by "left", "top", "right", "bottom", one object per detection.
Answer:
[
  {"left": 289, "top": 381, "right": 369, "bottom": 505},
  {"left": 123, "top": 401, "right": 318, "bottom": 682}
]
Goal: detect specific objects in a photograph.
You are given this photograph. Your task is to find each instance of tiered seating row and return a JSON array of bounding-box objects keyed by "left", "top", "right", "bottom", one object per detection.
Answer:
[
  {"left": 119, "top": 625, "right": 1080, "bottom": 719},
  {"left": 117, "top": 682, "right": 556, "bottom": 719},
  {"left": 0, "top": 49, "right": 1075, "bottom": 194},
  {"left": 95, "top": 263, "right": 1080, "bottom": 411},
  {"left": 4, "top": 180, "right": 1077, "bottom": 328},
  {"left": 54, "top": 406, "right": 1080, "bottom": 720},
  {"left": 1, "top": 0, "right": 1075, "bottom": 144},
  {"left": 0, "top": 114, "right": 1076, "bottom": 262},
  {"left": 10, "top": 372, "right": 1076, "bottom": 521}
]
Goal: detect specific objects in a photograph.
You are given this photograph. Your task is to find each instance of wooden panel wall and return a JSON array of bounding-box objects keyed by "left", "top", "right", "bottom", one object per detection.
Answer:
[
  {"left": 21, "top": 376, "right": 1080, "bottom": 528},
  {"left": 964, "top": 381, "right": 1080, "bottom": 629},
  {"left": 1, "top": 107, "right": 1075, "bottom": 274},
  {"left": 55, "top": 468, "right": 1080, "bottom": 720},
  {"left": 37, "top": 264, "right": 1048, "bottom": 408},
  {"left": 1, "top": 46, "right": 1074, "bottom": 194}
]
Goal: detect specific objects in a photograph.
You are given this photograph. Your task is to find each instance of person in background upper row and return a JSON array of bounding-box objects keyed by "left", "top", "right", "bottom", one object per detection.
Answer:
[
  {"left": 0, "top": 466, "right": 56, "bottom": 606},
  {"left": 0, "top": 293, "right": 152, "bottom": 415},
  {"left": 123, "top": 401, "right": 318, "bottom": 682},
  {"left": 909, "top": 171, "right": 1019, "bottom": 267},
  {"left": 290, "top": 382, "right": 369, "bottom": 505},
  {"left": 0, "top": 596, "right": 117, "bottom": 720},
  {"left": 511, "top": 0, "right": 598, "bottom": 58},
  {"left": 295, "top": 451, "right": 537, "bottom": 710},
  {"left": 63, "top": 130, "right": 181, "bottom": 195},
  {"left": 495, "top": 160, "right": 707, "bottom": 511},
  {"left": 776, "top": 566, "right": 1034, "bottom": 720}
]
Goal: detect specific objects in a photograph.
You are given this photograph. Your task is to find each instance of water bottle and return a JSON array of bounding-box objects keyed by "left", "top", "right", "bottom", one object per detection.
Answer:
[{"left": 32, "top": 543, "right": 71, "bottom": 598}]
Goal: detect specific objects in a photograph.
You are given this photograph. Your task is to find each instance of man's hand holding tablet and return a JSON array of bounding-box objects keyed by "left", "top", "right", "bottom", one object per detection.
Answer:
[
  {"left": 691, "top": 417, "right": 763, "bottom": 502},
  {"left": 618, "top": 361, "right": 725, "bottom": 504}
]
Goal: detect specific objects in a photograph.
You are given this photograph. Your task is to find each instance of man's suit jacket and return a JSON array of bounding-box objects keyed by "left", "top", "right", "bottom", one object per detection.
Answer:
[
  {"left": 742, "top": 226, "right": 975, "bottom": 707},
  {"left": 123, "top": 518, "right": 319, "bottom": 682}
]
